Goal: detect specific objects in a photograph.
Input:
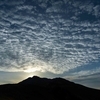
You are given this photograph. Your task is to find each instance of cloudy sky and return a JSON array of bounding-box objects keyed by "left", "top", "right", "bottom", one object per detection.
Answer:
[{"left": 0, "top": 0, "right": 100, "bottom": 89}]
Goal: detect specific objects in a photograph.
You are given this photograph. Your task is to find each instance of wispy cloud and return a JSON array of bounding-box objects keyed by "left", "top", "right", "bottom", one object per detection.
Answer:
[{"left": 71, "top": 72, "right": 100, "bottom": 89}]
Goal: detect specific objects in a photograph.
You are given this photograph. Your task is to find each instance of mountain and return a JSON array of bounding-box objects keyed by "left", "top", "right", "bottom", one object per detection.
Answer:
[{"left": 0, "top": 76, "right": 100, "bottom": 100}]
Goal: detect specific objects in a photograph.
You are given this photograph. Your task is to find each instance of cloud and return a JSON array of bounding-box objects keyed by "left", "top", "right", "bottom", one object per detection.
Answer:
[
  {"left": 0, "top": 0, "right": 100, "bottom": 75},
  {"left": 71, "top": 72, "right": 100, "bottom": 89},
  {"left": 2, "top": 0, "right": 25, "bottom": 5},
  {"left": 71, "top": 67, "right": 100, "bottom": 77}
]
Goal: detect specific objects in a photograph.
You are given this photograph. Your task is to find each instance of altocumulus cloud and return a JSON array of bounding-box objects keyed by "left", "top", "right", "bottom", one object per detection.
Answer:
[{"left": 0, "top": 0, "right": 100, "bottom": 75}]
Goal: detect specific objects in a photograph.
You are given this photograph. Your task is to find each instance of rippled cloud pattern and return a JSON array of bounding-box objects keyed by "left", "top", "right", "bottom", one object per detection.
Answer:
[{"left": 0, "top": 0, "right": 100, "bottom": 75}]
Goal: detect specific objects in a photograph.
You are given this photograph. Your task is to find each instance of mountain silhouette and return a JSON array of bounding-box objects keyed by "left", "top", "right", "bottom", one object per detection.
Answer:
[{"left": 0, "top": 76, "right": 100, "bottom": 100}]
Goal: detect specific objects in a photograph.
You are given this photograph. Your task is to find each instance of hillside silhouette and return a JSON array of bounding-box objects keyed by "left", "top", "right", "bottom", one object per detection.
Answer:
[{"left": 0, "top": 76, "right": 100, "bottom": 100}]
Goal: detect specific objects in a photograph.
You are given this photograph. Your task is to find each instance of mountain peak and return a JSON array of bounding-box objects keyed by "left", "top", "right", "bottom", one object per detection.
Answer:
[
  {"left": 19, "top": 76, "right": 50, "bottom": 86},
  {"left": 32, "top": 75, "right": 41, "bottom": 79},
  {"left": 18, "top": 76, "right": 74, "bottom": 88}
]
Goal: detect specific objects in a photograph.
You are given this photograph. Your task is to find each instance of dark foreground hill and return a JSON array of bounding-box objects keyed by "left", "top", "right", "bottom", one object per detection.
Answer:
[{"left": 0, "top": 76, "right": 100, "bottom": 100}]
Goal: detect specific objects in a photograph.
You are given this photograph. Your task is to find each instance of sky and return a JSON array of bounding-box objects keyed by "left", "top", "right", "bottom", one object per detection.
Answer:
[{"left": 0, "top": 0, "right": 100, "bottom": 89}]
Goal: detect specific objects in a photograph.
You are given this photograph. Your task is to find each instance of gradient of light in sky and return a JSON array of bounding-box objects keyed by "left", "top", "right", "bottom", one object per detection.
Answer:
[{"left": 0, "top": 0, "right": 100, "bottom": 89}]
